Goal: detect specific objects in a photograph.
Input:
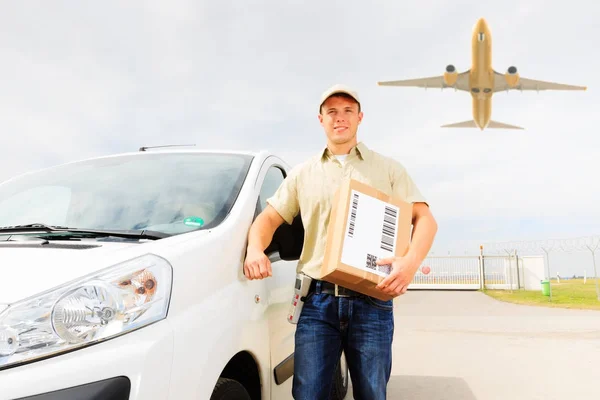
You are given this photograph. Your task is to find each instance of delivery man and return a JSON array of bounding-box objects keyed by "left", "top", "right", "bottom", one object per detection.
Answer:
[{"left": 244, "top": 84, "right": 438, "bottom": 399}]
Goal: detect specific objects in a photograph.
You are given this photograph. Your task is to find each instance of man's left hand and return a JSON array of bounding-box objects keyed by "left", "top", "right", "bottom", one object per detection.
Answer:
[{"left": 375, "top": 254, "right": 420, "bottom": 297}]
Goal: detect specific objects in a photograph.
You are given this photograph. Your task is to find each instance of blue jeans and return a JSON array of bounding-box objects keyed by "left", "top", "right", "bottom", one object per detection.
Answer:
[{"left": 292, "top": 281, "right": 394, "bottom": 399}]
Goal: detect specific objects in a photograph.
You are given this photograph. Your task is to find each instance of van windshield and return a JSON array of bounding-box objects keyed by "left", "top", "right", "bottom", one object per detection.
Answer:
[{"left": 0, "top": 152, "right": 253, "bottom": 236}]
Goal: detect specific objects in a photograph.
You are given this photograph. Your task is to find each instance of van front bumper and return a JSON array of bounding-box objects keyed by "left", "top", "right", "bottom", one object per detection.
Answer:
[{"left": 0, "top": 321, "right": 173, "bottom": 400}]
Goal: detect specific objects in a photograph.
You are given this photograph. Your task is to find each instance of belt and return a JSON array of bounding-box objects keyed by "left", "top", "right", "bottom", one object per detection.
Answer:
[{"left": 309, "top": 280, "right": 363, "bottom": 297}]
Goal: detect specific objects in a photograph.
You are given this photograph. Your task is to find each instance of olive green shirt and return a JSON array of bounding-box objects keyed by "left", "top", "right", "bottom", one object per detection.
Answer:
[{"left": 266, "top": 142, "right": 427, "bottom": 279}]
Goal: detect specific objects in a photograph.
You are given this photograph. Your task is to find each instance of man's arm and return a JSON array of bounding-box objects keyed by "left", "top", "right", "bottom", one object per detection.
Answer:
[
  {"left": 247, "top": 205, "right": 286, "bottom": 253},
  {"left": 245, "top": 163, "right": 301, "bottom": 280},
  {"left": 375, "top": 202, "right": 437, "bottom": 296},
  {"left": 244, "top": 205, "right": 286, "bottom": 280},
  {"left": 406, "top": 202, "right": 438, "bottom": 265}
]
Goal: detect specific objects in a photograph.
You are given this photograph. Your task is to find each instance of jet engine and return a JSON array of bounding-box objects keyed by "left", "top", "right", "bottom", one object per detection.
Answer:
[
  {"left": 443, "top": 64, "right": 458, "bottom": 86},
  {"left": 504, "top": 66, "right": 520, "bottom": 87}
]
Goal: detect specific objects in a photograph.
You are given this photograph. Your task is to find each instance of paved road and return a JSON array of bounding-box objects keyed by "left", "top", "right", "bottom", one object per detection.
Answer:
[{"left": 345, "top": 290, "right": 600, "bottom": 400}]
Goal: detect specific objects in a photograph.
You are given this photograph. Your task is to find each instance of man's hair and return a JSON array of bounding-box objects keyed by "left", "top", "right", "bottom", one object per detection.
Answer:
[{"left": 319, "top": 93, "right": 361, "bottom": 114}]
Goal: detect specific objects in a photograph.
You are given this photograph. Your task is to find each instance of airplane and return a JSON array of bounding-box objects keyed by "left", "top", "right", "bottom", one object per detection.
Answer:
[{"left": 377, "top": 18, "right": 587, "bottom": 130}]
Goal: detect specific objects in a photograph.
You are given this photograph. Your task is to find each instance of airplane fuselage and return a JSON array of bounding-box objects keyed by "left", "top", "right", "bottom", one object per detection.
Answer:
[{"left": 470, "top": 18, "right": 494, "bottom": 130}]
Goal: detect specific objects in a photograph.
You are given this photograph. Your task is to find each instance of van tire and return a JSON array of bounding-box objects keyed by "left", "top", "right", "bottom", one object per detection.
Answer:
[
  {"left": 210, "top": 377, "right": 251, "bottom": 400},
  {"left": 331, "top": 352, "right": 349, "bottom": 399}
]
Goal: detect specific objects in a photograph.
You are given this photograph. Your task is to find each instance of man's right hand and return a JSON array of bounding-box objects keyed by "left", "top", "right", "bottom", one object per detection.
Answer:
[{"left": 244, "top": 247, "right": 272, "bottom": 280}]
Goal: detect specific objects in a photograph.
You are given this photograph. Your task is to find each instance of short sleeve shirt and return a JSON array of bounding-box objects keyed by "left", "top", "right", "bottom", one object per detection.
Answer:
[{"left": 266, "top": 142, "right": 427, "bottom": 279}]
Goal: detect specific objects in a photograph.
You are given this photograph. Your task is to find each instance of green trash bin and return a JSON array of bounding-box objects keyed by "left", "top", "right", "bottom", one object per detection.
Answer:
[{"left": 541, "top": 280, "right": 550, "bottom": 296}]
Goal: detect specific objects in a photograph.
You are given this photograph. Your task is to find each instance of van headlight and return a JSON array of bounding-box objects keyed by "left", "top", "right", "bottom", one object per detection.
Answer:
[{"left": 0, "top": 254, "right": 172, "bottom": 370}]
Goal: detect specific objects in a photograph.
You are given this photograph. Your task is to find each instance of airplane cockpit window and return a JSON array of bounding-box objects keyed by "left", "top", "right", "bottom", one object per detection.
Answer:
[
  {"left": 478, "top": 32, "right": 485, "bottom": 42},
  {"left": 471, "top": 88, "right": 480, "bottom": 93}
]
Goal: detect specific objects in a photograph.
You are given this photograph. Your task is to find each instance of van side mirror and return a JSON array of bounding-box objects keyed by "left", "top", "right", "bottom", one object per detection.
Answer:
[{"left": 265, "top": 213, "right": 304, "bottom": 261}]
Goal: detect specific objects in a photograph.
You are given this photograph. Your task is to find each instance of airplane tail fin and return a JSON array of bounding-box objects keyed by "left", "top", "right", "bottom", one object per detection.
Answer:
[
  {"left": 441, "top": 120, "right": 478, "bottom": 128},
  {"left": 487, "top": 120, "right": 524, "bottom": 130},
  {"left": 441, "top": 120, "right": 524, "bottom": 130}
]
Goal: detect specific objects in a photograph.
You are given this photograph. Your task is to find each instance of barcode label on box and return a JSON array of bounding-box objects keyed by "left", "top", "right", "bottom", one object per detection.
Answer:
[
  {"left": 381, "top": 206, "right": 397, "bottom": 252},
  {"left": 347, "top": 192, "right": 359, "bottom": 238},
  {"left": 341, "top": 190, "right": 400, "bottom": 277}
]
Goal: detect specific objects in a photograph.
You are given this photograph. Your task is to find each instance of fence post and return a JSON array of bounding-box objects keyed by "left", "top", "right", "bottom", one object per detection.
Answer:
[
  {"left": 479, "top": 245, "right": 485, "bottom": 290},
  {"left": 504, "top": 249, "right": 514, "bottom": 293},
  {"left": 542, "top": 247, "right": 553, "bottom": 301},
  {"left": 586, "top": 244, "right": 600, "bottom": 301},
  {"left": 509, "top": 250, "right": 514, "bottom": 292},
  {"left": 515, "top": 250, "right": 521, "bottom": 289}
]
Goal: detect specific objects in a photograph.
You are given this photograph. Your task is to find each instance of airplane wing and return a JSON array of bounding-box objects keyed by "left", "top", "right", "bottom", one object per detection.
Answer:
[
  {"left": 378, "top": 70, "right": 471, "bottom": 92},
  {"left": 493, "top": 71, "right": 587, "bottom": 92}
]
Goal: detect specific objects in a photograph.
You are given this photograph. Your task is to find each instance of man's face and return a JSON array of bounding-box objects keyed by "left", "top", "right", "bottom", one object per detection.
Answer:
[{"left": 319, "top": 95, "right": 363, "bottom": 146}]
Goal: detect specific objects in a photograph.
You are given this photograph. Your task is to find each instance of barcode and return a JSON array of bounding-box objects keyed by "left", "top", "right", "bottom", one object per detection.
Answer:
[
  {"left": 347, "top": 192, "right": 359, "bottom": 237},
  {"left": 380, "top": 205, "right": 397, "bottom": 252}
]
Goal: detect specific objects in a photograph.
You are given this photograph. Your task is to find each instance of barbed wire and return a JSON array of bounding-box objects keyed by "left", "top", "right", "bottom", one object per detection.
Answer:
[{"left": 481, "top": 235, "right": 600, "bottom": 255}]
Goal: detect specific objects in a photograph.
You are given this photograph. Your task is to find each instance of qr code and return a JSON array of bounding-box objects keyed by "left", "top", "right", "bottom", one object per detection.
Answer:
[
  {"left": 365, "top": 253, "right": 377, "bottom": 271},
  {"left": 365, "top": 253, "right": 392, "bottom": 275}
]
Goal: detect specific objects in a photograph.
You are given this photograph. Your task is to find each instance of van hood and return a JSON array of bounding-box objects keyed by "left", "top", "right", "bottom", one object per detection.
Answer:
[{"left": 0, "top": 239, "right": 149, "bottom": 304}]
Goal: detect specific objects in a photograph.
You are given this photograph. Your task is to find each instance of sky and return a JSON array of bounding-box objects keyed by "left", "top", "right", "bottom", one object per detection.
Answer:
[{"left": 0, "top": 0, "right": 598, "bottom": 275}]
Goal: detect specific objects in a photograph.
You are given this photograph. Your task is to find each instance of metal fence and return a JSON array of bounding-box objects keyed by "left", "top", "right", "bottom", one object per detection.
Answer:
[
  {"left": 409, "top": 253, "right": 533, "bottom": 291},
  {"left": 481, "top": 235, "right": 600, "bottom": 300},
  {"left": 409, "top": 256, "right": 481, "bottom": 290},
  {"left": 410, "top": 236, "right": 600, "bottom": 298}
]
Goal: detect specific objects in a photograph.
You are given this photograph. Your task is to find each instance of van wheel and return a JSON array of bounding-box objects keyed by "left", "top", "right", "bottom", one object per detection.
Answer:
[
  {"left": 330, "top": 352, "right": 349, "bottom": 399},
  {"left": 210, "top": 377, "right": 251, "bottom": 400}
]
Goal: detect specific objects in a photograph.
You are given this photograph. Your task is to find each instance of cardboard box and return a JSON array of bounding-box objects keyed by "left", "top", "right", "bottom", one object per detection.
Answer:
[{"left": 321, "top": 178, "right": 413, "bottom": 301}]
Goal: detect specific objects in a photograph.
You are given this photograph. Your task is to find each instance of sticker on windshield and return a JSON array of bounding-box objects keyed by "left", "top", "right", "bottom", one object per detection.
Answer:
[{"left": 183, "top": 217, "right": 204, "bottom": 227}]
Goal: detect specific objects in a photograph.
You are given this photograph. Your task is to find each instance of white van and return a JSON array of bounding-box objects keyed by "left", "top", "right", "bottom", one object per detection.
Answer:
[{"left": 0, "top": 148, "right": 349, "bottom": 400}]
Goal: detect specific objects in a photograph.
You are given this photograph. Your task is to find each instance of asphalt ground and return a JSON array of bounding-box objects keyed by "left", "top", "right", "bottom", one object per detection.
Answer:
[{"left": 345, "top": 290, "right": 600, "bottom": 400}]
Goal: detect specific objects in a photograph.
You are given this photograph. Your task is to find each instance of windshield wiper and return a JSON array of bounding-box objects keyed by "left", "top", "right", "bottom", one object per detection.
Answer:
[{"left": 0, "top": 223, "right": 170, "bottom": 240}]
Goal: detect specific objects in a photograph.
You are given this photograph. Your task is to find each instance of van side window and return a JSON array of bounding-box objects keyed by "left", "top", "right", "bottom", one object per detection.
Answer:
[{"left": 257, "top": 166, "right": 285, "bottom": 215}]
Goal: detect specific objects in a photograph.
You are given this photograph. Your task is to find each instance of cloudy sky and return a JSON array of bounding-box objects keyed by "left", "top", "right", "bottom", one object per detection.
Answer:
[{"left": 1, "top": 1, "right": 598, "bottom": 272}]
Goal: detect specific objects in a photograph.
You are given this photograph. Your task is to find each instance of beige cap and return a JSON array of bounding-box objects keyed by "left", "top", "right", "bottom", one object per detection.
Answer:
[{"left": 319, "top": 84, "right": 360, "bottom": 110}]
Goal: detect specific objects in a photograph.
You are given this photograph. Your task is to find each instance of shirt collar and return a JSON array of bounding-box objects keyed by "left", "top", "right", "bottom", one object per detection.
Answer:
[{"left": 321, "top": 142, "right": 369, "bottom": 162}]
